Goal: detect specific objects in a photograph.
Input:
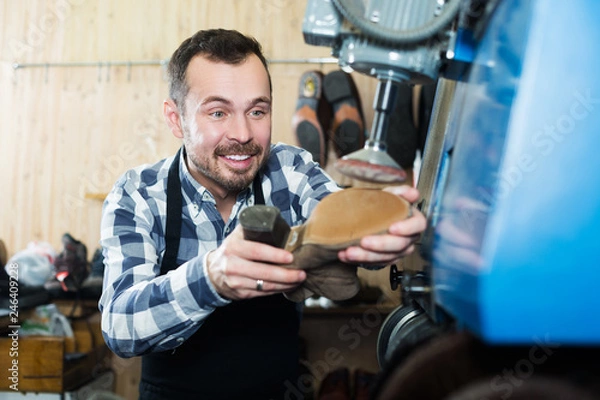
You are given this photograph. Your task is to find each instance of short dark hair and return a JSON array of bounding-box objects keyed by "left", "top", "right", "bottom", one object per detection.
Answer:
[{"left": 167, "top": 29, "right": 272, "bottom": 112}]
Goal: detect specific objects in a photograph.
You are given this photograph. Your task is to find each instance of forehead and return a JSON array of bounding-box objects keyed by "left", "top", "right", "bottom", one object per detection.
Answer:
[{"left": 184, "top": 54, "right": 271, "bottom": 106}]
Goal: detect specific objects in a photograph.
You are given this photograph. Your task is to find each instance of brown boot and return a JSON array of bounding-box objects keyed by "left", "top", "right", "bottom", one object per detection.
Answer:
[
  {"left": 241, "top": 188, "right": 411, "bottom": 302},
  {"left": 323, "top": 70, "right": 366, "bottom": 158},
  {"left": 292, "top": 70, "right": 332, "bottom": 166},
  {"left": 284, "top": 188, "right": 410, "bottom": 301}
]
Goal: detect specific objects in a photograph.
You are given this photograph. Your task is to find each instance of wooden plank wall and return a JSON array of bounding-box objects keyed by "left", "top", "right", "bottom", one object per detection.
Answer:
[{"left": 0, "top": 0, "right": 379, "bottom": 256}]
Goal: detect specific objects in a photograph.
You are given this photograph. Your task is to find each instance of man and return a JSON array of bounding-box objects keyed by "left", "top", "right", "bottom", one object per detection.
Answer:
[{"left": 99, "top": 29, "right": 426, "bottom": 399}]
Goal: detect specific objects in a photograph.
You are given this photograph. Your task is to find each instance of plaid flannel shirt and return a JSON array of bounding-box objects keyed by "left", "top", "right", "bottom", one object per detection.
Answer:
[{"left": 99, "top": 143, "right": 339, "bottom": 357}]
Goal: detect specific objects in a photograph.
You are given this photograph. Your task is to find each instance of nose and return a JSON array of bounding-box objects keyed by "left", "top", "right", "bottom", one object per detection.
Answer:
[{"left": 227, "top": 114, "right": 252, "bottom": 144}]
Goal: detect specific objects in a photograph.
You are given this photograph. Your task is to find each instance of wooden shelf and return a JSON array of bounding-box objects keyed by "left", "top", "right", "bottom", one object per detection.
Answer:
[{"left": 0, "top": 303, "right": 109, "bottom": 393}]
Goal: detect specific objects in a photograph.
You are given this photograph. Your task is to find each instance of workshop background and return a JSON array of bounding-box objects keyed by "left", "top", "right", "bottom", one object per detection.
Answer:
[
  {"left": 0, "top": 1, "right": 419, "bottom": 399},
  {"left": 0, "top": 0, "right": 386, "bottom": 257}
]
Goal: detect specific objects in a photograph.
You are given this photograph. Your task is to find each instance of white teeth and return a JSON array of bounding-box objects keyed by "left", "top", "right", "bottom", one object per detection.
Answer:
[{"left": 225, "top": 155, "right": 250, "bottom": 161}]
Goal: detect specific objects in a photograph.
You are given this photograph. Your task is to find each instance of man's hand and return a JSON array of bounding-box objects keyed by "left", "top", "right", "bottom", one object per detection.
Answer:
[
  {"left": 206, "top": 225, "right": 306, "bottom": 300},
  {"left": 337, "top": 185, "right": 426, "bottom": 266}
]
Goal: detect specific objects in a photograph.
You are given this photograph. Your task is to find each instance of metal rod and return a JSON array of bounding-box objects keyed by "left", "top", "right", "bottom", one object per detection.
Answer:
[
  {"left": 12, "top": 60, "right": 168, "bottom": 69},
  {"left": 12, "top": 57, "right": 339, "bottom": 70},
  {"left": 268, "top": 57, "right": 339, "bottom": 64}
]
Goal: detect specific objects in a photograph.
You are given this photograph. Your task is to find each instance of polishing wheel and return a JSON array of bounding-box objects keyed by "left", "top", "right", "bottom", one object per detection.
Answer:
[{"left": 334, "top": 78, "right": 408, "bottom": 183}]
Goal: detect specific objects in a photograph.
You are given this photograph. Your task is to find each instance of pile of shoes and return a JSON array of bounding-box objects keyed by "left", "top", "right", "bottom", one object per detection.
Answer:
[
  {"left": 1, "top": 235, "right": 105, "bottom": 314},
  {"left": 43, "top": 233, "right": 104, "bottom": 300},
  {"left": 292, "top": 70, "right": 435, "bottom": 183},
  {"left": 45, "top": 233, "right": 90, "bottom": 296},
  {"left": 317, "top": 367, "right": 377, "bottom": 400},
  {"left": 292, "top": 70, "right": 366, "bottom": 167}
]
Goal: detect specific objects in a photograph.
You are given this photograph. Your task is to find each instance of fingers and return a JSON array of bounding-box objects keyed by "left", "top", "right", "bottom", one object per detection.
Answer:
[
  {"left": 389, "top": 208, "right": 427, "bottom": 236},
  {"left": 228, "top": 275, "right": 304, "bottom": 298},
  {"left": 337, "top": 207, "right": 426, "bottom": 265},
  {"left": 225, "top": 261, "right": 306, "bottom": 285},
  {"left": 228, "top": 226, "right": 293, "bottom": 265},
  {"left": 338, "top": 237, "right": 416, "bottom": 265},
  {"left": 384, "top": 185, "right": 420, "bottom": 203},
  {"left": 215, "top": 263, "right": 306, "bottom": 300},
  {"left": 206, "top": 226, "right": 305, "bottom": 300}
]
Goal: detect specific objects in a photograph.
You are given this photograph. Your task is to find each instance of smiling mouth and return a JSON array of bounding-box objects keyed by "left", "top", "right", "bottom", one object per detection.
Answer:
[{"left": 224, "top": 154, "right": 251, "bottom": 161}]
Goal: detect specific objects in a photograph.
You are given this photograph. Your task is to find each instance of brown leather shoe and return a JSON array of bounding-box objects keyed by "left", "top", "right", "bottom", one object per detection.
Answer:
[
  {"left": 318, "top": 367, "right": 351, "bottom": 400},
  {"left": 284, "top": 188, "right": 410, "bottom": 302},
  {"left": 323, "top": 70, "right": 366, "bottom": 157},
  {"left": 240, "top": 188, "right": 411, "bottom": 302},
  {"left": 292, "top": 70, "right": 332, "bottom": 166}
]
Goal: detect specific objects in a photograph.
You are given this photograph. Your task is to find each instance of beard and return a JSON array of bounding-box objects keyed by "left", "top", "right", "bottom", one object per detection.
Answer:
[{"left": 184, "top": 139, "right": 268, "bottom": 192}]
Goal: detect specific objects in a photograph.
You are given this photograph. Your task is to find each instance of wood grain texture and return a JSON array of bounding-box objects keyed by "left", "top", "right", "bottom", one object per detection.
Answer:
[{"left": 0, "top": 0, "right": 378, "bottom": 255}]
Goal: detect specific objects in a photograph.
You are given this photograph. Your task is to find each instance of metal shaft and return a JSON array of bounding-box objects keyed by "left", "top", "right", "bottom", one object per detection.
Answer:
[{"left": 367, "top": 79, "right": 399, "bottom": 151}]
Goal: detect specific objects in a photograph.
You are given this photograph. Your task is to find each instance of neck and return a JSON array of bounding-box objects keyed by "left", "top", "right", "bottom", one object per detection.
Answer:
[{"left": 215, "top": 196, "right": 237, "bottom": 223}]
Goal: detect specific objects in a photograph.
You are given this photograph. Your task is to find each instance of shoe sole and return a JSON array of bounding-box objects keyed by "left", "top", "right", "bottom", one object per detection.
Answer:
[
  {"left": 335, "top": 119, "right": 363, "bottom": 157},
  {"left": 296, "top": 120, "right": 325, "bottom": 165},
  {"left": 323, "top": 71, "right": 365, "bottom": 156},
  {"left": 293, "top": 71, "right": 328, "bottom": 165}
]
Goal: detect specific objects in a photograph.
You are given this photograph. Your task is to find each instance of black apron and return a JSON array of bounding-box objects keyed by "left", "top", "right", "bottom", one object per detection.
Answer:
[{"left": 140, "top": 149, "right": 300, "bottom": 400}]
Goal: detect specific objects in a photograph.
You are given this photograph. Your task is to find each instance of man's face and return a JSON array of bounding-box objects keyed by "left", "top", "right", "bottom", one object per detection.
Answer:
[{"left": 178, "top": 54, "right": 272, "bottom": 197}]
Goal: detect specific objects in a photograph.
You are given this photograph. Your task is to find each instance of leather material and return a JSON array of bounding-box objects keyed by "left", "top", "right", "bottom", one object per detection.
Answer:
[
  {"left": 283, "top": 188, "right": 411, "bottom": 301},
  {"left": 45, "top": 233, "right": 89, "bottom": 293},
  {"left": 292, "top": 70, "right": 332, "bottom": 166},
  {"left": 323, "top": 70, "right": 366, "bottom": 157}
]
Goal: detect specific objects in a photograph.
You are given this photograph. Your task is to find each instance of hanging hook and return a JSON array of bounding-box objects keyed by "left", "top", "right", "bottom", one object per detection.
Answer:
[
  {"left": 12, "top": 63, "right": 20, "bottom": 85},
  {"left": 97, "top": 62, "right": 103, "bottom": 83},
  {"left": 160, "top": 59, "right": 169, "bottom": 82}
]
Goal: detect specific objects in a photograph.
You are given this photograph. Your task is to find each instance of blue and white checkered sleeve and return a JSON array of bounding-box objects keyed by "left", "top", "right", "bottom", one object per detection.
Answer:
[
  {"left": 270, "top": 144, "right": 342, "bottom": 219},
  {"left": 98, "top": 173, "right": 229, "bottom": 358}
]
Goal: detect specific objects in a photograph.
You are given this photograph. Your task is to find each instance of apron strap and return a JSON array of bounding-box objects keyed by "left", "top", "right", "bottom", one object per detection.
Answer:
[{"left": 160, "top": 147, "right": 264, "bottom": 275}]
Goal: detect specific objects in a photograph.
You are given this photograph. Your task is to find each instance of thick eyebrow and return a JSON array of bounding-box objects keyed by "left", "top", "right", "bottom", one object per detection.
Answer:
[
  {"left": 201, "top": 96, "right": 232, "bottom": 106},
  {"left": 250, "top": 96, "right": 271, "bottom": 107},
  {"left": 199, "top": 96, "right": 271, "bottom": 109}
]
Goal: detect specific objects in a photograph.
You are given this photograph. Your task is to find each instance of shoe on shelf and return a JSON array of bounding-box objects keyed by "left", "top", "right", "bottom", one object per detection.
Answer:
[
  {"left": 292, "top": 70, "right": 332, "bottom": 166},
  {"left": 323, "top": 70, "right": 366, "bottom": 158},
  {"left": 45, "top": 233, "right": 89, "bottom": 296}
]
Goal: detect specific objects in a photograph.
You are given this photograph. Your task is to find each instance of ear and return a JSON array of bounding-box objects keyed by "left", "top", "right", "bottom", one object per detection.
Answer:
[{"left": 163, "top": 98, "right": 184, "bottom": 139}]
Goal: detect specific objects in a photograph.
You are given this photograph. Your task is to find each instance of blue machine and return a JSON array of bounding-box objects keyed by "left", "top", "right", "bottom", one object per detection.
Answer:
[
  {"left": 304, "top": 0, "right": 600, "bottom": 347},
  {"left": 431, "top": 0, "right": 600, "bottom": 345},
  {"left": 303, "top": 0, "right": 600, "bottom": 396}
]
